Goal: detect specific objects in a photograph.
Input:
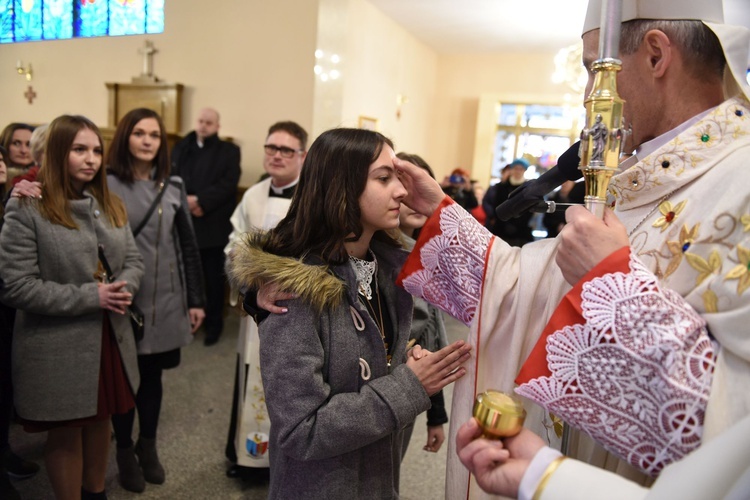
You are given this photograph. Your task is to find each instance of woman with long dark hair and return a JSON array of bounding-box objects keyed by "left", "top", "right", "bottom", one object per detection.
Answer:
[
  {"left": 106, "top": 108, "right": 205, "bottom": 493},
  {"left": 228, "top": 128, "right": 471, "bottom": 498}
]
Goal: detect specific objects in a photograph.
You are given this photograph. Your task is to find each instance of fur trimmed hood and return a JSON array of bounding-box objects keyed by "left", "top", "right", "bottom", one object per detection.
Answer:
[{"left": 227, "top": 231, "right": 345, "bottom": 313}]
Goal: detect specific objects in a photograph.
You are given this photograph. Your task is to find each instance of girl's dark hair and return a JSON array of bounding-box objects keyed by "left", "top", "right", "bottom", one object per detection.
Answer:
[
  {"left": 107, "top": 108, "right": 170, "bottom": 184},
  {"left": 264, "top": 128, "right": 399, "bottom": 264}
]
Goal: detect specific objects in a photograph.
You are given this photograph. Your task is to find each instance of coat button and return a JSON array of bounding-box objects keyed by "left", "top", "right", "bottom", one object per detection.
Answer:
[
  {"left": 94, "top": 209, "right": 100, "bottom": 218},
  {"left": 117, "top": 335, "right": 123, "bottom": 343}
]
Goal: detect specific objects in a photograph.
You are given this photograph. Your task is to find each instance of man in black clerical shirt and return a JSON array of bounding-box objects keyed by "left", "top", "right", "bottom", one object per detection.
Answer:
[{"left": 171, "top": 108, "right": 241, "bottom": 346}]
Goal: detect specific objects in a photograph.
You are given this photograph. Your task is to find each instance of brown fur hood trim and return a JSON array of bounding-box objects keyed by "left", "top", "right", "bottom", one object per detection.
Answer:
[{"left": 227, "top": 231, "right": 345, "bottom": 313}]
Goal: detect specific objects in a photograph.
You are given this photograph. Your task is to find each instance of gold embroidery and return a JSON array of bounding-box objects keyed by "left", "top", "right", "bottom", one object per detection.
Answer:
[
  {"left": 741, "top": 214, "right": 750, "bottom": 232},
  {"left": 622, "top": 98, "right": 750, "bottom": 306},
  {"left": 532, "top": 457, "right": 566, "bottom": 500},
  {"left": 664, "top": 224, "right": 700, "bottom": 279},
  {"left": 702, "top": 289, "right": 719, "bottom": 314},
  {"left": 725, "top": 245, "right": 750, "bottom": 295},
  {"left": 550, "top": 412, "right": 564, "bottom": 438},
  {"left": 653, "top": 200, "right": 687, "bottom": 232},
  {"left": 696, "top": 125, "right": 715, "bottom": 147},
  {"left": 685, "top": 250, "right": 722, "bottom": 287}
]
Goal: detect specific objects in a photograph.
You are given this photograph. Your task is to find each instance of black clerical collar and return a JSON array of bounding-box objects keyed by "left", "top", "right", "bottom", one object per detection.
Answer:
[{"left": 268, "top": 182, "right": 297, "bottom": 199}]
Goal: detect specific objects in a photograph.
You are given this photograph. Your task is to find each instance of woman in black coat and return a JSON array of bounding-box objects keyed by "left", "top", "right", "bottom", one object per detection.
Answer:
[{"left": 0, "top": 145, "right": 40, "bottom": 500}]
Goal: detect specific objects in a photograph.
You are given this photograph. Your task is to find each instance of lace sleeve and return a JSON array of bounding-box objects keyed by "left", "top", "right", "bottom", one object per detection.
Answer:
[
  {"left": 516, "top": 251, "right": 715, "bottom": 476},
  {"left": 397, "top": 197, "right": 493, "bottom": 325}
]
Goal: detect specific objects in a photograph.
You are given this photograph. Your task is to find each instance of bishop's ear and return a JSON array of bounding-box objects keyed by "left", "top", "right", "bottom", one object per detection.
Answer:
[{"left": 642, "top": 29, "right": 673, "bottom": 78}]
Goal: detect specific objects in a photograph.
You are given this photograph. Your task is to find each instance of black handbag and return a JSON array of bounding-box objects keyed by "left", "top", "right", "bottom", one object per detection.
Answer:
[
  {"left": 127, "top": 304, "right": 145, "bottom": 343},
  {"left": 97, "top": 244, "right": 145, "bottom": 342}
]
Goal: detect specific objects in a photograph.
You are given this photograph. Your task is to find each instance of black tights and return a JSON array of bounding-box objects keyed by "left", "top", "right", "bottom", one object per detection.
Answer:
[
  {"left": 0, "top": 304, "right": 17, "bottom": 453},
  {"left": 111, "top": 355, "right": 163, "bottom": 449}
]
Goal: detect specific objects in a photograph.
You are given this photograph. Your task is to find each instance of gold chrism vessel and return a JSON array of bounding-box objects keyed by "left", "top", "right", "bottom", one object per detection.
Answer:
[{"left": 473, "top": 390, "right": 526, "bottom": 439}]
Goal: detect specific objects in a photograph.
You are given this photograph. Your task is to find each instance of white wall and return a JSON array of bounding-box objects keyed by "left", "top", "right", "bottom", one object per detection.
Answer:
[
  {"left": 1, "top": 1, "right": 577, "bottom": 185},
  {"left": 0, "top": 0, "right": 319, "bottom": 186}
]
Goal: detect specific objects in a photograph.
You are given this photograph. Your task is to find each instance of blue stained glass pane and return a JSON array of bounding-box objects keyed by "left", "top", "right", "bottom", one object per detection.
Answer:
[
  {"left": 145, "top": 0, "right": 162, "bottom": 34},
  {"left": 76, "top": 0, "right": 108, "bottom": 37},
  {"left": 13, "top": 0, "right": 43, "bottom": 41},
  {"left": 1, "top": 0, "right": 14, "bottom": 43},
  {"left": 43, "top": 0, "right": 72, "bottom": 39},
  {"left": 109, "top": 0, "right": 145, "bottom": 36},
  {"left": 3, "top": 0, "right": 165, "bottom": 42}
]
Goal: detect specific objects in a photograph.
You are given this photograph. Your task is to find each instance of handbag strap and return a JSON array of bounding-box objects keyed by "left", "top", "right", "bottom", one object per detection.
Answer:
[{"left": 132, "top": 180, "right": 167, "bottom": 238}]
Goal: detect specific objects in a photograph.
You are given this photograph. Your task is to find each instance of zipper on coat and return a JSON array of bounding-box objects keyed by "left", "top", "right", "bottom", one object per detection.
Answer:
[{"left": 151, "top": 203, "right": 163, "bottom": 326}]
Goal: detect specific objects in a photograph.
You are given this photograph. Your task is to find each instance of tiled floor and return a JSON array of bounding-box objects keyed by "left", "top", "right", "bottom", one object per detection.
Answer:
[{"left": 10, "top": 310, "right": 470, "bottom": 499}]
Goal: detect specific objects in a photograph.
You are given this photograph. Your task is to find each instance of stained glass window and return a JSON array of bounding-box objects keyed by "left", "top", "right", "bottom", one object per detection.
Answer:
[{"left": 0, "top": 0, "right": 164, "bottom": 43}]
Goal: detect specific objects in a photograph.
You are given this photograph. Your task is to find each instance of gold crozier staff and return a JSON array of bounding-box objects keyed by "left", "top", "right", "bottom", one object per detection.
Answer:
[{"left": 579, "top": 0, "right": 627, "bottom": 219}]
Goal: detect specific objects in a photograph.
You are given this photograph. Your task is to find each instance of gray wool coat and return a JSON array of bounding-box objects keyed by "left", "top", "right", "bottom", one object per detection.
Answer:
[
  {"left": 0, "top": 194, "right": 144, "bottom": 421},
  {"left": 230, "top": 236, "right": 431, "bottom": 500},
  {"left": 107, "top": 175, "right": 204, "bottom": 355}
]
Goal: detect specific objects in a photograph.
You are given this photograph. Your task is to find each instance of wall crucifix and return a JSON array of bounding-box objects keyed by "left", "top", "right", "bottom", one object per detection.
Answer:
[{"left": 24, "top": 85, "right": 37, "bottom": 104}]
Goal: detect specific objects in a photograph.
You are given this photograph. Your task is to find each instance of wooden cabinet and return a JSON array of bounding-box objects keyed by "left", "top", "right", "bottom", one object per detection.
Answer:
[{"left": 105, "top": 81, "right": 184, "bottom": 134}]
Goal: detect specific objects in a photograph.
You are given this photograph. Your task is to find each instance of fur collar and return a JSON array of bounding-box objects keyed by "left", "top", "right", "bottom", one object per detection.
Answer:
[{"left": 227, "top": 231, "right": 345, "bottom": 313}]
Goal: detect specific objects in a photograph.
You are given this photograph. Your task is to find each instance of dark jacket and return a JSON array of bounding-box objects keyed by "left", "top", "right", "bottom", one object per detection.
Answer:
[{"left": 171, "top": 131, "right": 241, "bottom": 249}]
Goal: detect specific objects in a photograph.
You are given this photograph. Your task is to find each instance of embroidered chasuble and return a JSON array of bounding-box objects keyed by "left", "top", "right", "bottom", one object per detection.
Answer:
[{"left": 397, "top": 96, "right": 750, "bottom": 499}]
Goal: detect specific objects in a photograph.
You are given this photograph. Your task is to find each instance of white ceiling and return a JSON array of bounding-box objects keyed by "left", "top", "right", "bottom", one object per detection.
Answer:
[{"left": 367, "top": 0, "right": 750, "bottom": 54}]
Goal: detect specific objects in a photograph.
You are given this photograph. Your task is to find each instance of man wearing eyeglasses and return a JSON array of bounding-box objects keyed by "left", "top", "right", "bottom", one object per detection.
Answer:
[
  {"left": 223, "top": 120, "right": 307, "bottom": 484},
  {"left": 171, "top": 108, "right": 242, "bottom": 347}
]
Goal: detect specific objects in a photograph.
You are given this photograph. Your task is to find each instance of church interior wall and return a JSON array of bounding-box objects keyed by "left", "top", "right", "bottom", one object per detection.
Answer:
[
  {"left": 0, "top": 0, "right": 571, "bottom": 187},
  {"left": 0, "top": 0, "right": 319, "bottom": 187},
  {"left": 337, "top": 0, "right": 438, "bottom": 166},
  {"left": 434, "top": 52, "right": 573, "bottom": 186}
]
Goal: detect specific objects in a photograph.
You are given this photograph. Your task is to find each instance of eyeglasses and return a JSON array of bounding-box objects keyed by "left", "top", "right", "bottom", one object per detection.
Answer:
[{"left": 263, "top": 144, "right": 302, "bottom": 159}]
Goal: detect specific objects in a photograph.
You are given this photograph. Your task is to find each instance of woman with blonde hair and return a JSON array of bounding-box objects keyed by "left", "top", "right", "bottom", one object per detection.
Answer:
[{"left": 0, "top": 114, "right": 144, "bottom": 500}]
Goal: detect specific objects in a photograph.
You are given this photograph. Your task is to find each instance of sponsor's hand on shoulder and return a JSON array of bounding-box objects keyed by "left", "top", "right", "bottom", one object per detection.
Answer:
[
  {"left": 12, "top": 180, "right": 42, "bottom": 199},
  {"left": 257, "top": 282, "right": 298, "bottom": 314}
]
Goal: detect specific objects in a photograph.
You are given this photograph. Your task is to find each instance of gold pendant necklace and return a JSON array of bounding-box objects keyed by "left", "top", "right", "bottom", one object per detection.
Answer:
[{"left": 359, "top": 278, "right": 391, "bottom": 367}]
